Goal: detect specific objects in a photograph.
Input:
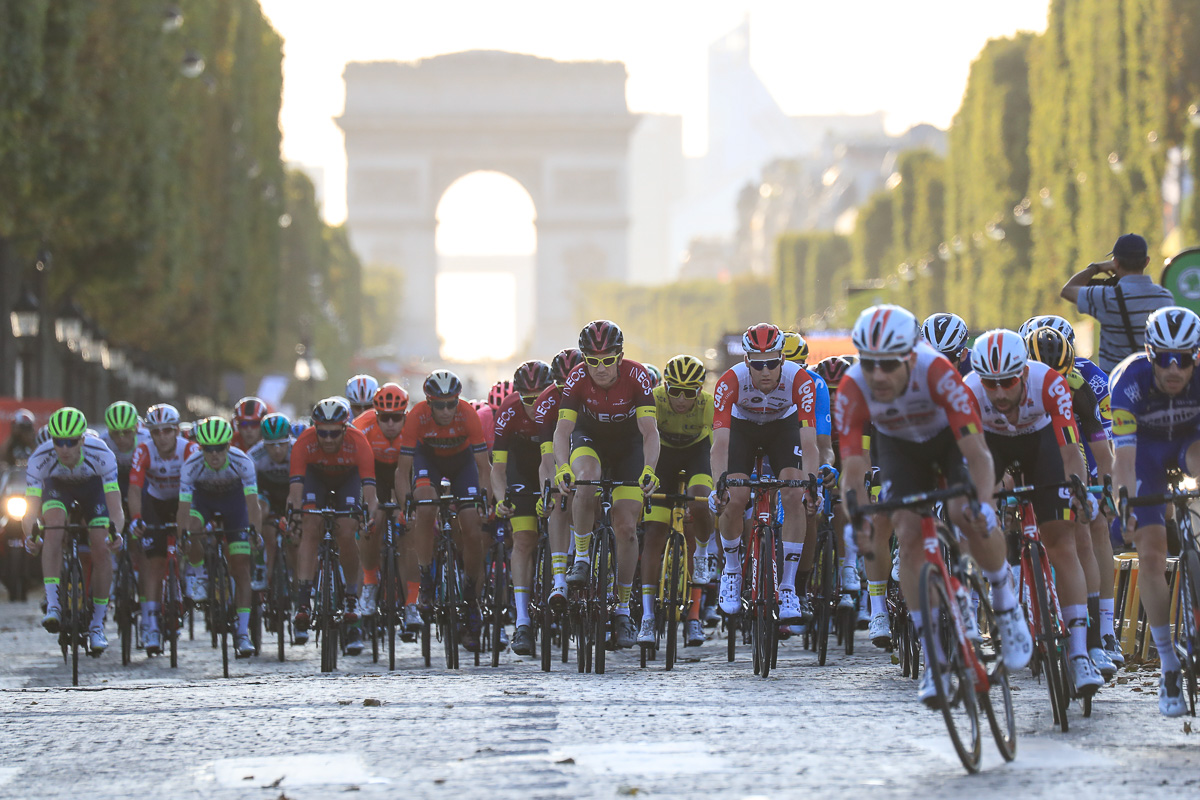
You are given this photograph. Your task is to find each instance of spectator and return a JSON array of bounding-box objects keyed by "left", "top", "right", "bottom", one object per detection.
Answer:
[
  {"left": 1060, "top": 233, "right": 1174, "bottom": 371},
  {"left": 2, "top": 409, "right": 38, "bottom": 465}
]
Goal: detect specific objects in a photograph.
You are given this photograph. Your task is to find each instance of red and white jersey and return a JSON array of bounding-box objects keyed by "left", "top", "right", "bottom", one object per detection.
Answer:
[
  {"left": 835, "top": 342, "right": 982, "bottom": 458},
  {"left": 129, "top": 437, "right": 200, "bottom": 501},
  {"left": 712, "top": 361, "right": 817, "bottom": 429},
  {"left": 964, "top": 362, "right": 1080, "bottom": 446}
]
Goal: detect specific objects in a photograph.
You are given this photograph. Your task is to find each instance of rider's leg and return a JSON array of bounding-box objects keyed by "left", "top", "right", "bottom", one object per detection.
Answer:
[
  {"left": 87, "top": 526, "right": 114, "bottom": 629},
  {"left": 612, "top": 496, "right": 642, "bottom": 616},
  {"left": 569, "top": 454, "right": 601, "bottom": 566},
  {"left": 40, "top": 505, "right": 67, "bottom": 611}
]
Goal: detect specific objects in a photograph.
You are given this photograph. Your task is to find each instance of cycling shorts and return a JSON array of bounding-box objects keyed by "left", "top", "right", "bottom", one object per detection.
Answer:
[
  {"left": 1128, "top": 430, "right": 1200, "bottom": 527},
  {"left": 874, "top": 428, "right": 970, "bottom": 504},
  {"left": 648, "top": 440, "right": 712, "bottom": 524},
  {"left": 569, "top": 428, "right": 643, "bottom": 503},
  {"left": 503, "top": 449, "right": 542, "bottom": 519},
  {"left": 140, "top": 494, "right": 179, "bottom": 558},
  {"left": 43, "top": 477, "right": 109, "bottom": 528},
  {"left": 302, "top": 465, "right": 362, "bottom": 512},
  {"left": 375, "top": 460, "right": 398, "bottom": 506},
  {"left": 412, "top": 445, "right": 483, "bottom": 503},
  {"left": 257, "top": 480, "right": 290, "bottom": 517},
  {"left": 986, "top": 426, "right": 1072, "bottom": 524},
  {"left": 191, "top": 487, "right": 251, "bottom": 546},
  {"left": 727, "top": 416, "right": 802, "bottom": 477}
]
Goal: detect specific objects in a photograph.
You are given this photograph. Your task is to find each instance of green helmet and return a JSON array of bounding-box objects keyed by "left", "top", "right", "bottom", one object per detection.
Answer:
[
  {"left": 104, "top": 400, "right": 139, "bottom": 432},
  {"left": 194, "top": 416, "right": 233, "bottom": 447},
  {"left": 47, "top": 407, "right": 88, "bottom": 439},
  {"left": 260, "top": 412, "right": 292, "bottom": 442}
]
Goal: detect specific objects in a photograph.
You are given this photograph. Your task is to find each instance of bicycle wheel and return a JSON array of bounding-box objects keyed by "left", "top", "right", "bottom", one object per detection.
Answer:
[
  {"left": 815, "top": 533, "right": 834, "bottom": 667},
  {"left": 664, "top": 534, "right": 683, "bottom": 671},
  {"left": 539, "top": 540, "right": 552, "bottom": 673},
  {"left": 756, "top": 528, "right": 775, "bottom": 679},
  {"left": 270, "top": 549, "right": 289, "bottom": 663},
  {"left": 594, "top": 529, "right": 611, "bottom": 675},
  {"left": 1174, "top": 543, "right": 1200, "bottom": 716},
  {"left": 213, "top": 557, "right": 231, "bottom": 678},
  {"left": 319, "top": 556, "right": 337, "bottom": 673},
  {"left": 965, "top": 566, "right": 1016, "bottom": 762},
  {"left": 491, "top": 542, "right": 507, "bottom": 668},
  {"left": 114, "top": 552, "right": 135, "bottom": 666},
  {"left": 441, "top": 554, "right": 460, "bottom": 670},
  {"left": 250, "top": 598, "right": 262, "bottom": 656},
  {"left": 1029, "top": 547, "right": 1068, "bottom": 732},
  {"left": 576, "top": 596, "right": 589, "bottom": 673},
  {"left": 919, "top": 562, "right": 981, "bottom": 774},
  {"left": 380, "top": 540, "right": 398, "bottom": 671},
  {"left": 66, "top": 557, "right": 84, "bottom": 686},
  {"left": 164, "top": 562, "right": 182, "bottom": 669}
]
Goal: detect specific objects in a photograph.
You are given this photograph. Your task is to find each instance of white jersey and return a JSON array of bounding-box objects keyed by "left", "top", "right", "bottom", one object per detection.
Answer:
[
  {"left": 712, "top": 361, "right": 818, "bottom": 428},
  {"left": 178, "top": 447, "right": 257, "bottom": 502},
  {"left": 98, "top": 428, "right": 151, "bottom": 471},
  {"left": 130, "top": 437, "right": 199, "bottom": 501},
  {"left": 964, "top": 362, "right": 1075, "bottom": 439},
  {"left": 25, "top": 438, "right": 120, "bottom": 496}
]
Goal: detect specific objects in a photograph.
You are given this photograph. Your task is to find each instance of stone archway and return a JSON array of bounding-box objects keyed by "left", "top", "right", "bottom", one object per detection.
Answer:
[{"left": 337, "top": 51, "right": 637, "bottom": 360}]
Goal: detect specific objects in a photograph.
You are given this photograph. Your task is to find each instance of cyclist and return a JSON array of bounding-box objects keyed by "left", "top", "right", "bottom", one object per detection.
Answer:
[
  {"left": 288, "top": 397, "right": 377, "bottom": 653},
  {"left": 638, "top": 354, "right": 714, "bottom": 648},
  {"left": 394, "top": 371, "right": 491, "bottom": 651},
  {"left": 710, "top": 323, "right": 820, "bottom": 624},
  {"left": 128, "top": 404, "right": 198, "bottom": 655},
  {"left": 554, "top": 320, "right": 660, "bottom": 650},
  {"left": 346, "top": 374, "right": 380, "bottom": 419},
  {"left": 247, "top": 412, "right": 294, "bottom": 600},
  {"left": 23, "top": 407, "right": 125, "bottom": 653},
  {"left": 964, "top": 329, "right": 1104, "bottom": 694},
  {"left": 644, "top": 364, "right": 662, "bottom": 389},
  {"left": 231, "top": 396, "right": 269, "bottom": 453},
  {"left": 176, "top": 417, "right": 260, "bottom": 658},
  {"left": 837, "top": 305, "right": 1032, "bottom": 704},
  {"left": 921, "top": 312, "right": 972, "bottom": 375},
  {"left": 351, "top": 382, "right": 409, "bottom": 620},
  {"left": 99, "top": 400, "right": 148, "bottom": 501},
  {"left": 492, "top": 360, "right": 554, "bottom": 656},
  {"left": 2, "top": 408, "right": 38, "bottom": 465},
  {"left": 1109, "top": 306, "right": 1200, "bottom": 716}
]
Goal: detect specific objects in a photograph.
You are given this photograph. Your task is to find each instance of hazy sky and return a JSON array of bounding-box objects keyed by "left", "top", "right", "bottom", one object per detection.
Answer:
[{"left": 259, "top": 0, "right": 1051, "bottom": 227}]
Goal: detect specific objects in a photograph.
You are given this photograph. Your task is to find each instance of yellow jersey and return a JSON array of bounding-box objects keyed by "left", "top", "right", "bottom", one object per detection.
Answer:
[{"left": 652, "top": 385, "right": 714, "bottom": 449}]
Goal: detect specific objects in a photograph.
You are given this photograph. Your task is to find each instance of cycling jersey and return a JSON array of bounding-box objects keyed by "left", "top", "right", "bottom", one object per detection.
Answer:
[
  {"left": 247, "top": 440, "right": 292, "bottom": 491},
  {"left": 1075, "top": 357, "right": 1111, "bottom": 428},
  {"left": 475, "top": 404, "right": 496, "bottom": 451},
  {"left": 532, "top": 385, "right": 562, "bottom": 452},
  {"left": 179, "top": 447, "right": 258, "bottom": 502},
  {"left": 558, "top": 360, "right": 656, "bottom": 436},
  {"left": 25, "top": 438, "right": 120, "bottom": 497},
  {"left": 807, "top": 368, "right": 832, "bottom": 437},
  {"left": 651, "top": 385, "right": 714, "bottom": 448},
  {"left": 129, "top": 436, "right": 200, "bottom": 501},
  {"left": 290, "top": 425, "right": 377, "bottom": 486},
  {"left": 963, "top": 362, "right": 1080, "bottom": 446},
  {"left": 493, "top": 393, "right": 541, "bottom": 454},
  {"left": 399, "top": 400, "right": 487, "bottom": 459},
  {"left": 712, "top": 361, "right": 818, "bottom": 429},
  {"left": 98, "top": 429, "right": 150, "bottom": 472},
  {"left": 1108, "top": 353, "right": 1200, "bottom": 447},
  {"left": 835, "top": 343, "right": 981, "bottom": 459},
  {"left": 352, "top": 409, "right": 402, "bottom": 465},
  {"left": 1065, "top": 369, "right": 1106, "bottom": 444}
]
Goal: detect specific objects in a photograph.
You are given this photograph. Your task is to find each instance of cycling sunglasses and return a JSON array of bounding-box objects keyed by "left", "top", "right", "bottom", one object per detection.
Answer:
[
  {"left": 52, "top": 437, "right": 80, "bottom": 448},
  {"left": 747, "top": 358, "right": 782, "bottom": 371},
  {"left": 201, "top": 443, "right": 228, "bottom": 453},
  {"left": 583, "top": 353, "right": 621, "bottom": 367},
  {"left": 860, "top": 357, "right": 904, "bottom": 373},
  {"left": 377, "top": 412, "right": 405, "bottom": 424},
  {"left": 520, "top": 394, "right": 541, "bottom": 405},
  {"left": 981, "top": 375, "right": 1021, "bottom": 390},
  {"left": 1152, "top": 350, "right": 1196, "bottom": 369},
  {"left": 315, "top": 428, "right": 344, "bottom": 439},
  {"left": 428, "top": 399, "right": 458, "bottom": 411},
  {"left": 665, "top": 385, "right": 699, "bottom": 398}
]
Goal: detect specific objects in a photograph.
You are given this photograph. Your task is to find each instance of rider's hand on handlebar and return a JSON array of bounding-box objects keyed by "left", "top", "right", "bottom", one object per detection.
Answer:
[
  {"left": 496, "top": 497, "right": 517, "bottom": 518},
  {"left": 818, "top": 464, "right": 839, "bottom": 489},
  {"left": 554, "top": 463, "right": 575, "bottom": 494},
  {"left": 638, "top": 466, "right": 659, "bottom": 496},
  {"left": 707, "top": 488, "right": 727, "bottom": 514}
]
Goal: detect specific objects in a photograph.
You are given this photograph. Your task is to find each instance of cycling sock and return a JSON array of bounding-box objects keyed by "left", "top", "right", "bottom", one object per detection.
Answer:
[
  {"left": 910, "top": 609, "right": 924, "bottom": 642},
  {"left": 868, "top": 580, "right": 887, "bottom": 616},
  {"left": 513, "top": 586, "right": 530, "bottom": 627},
  {"left": 297, "top": 580, "right": 313, "bottom": 608},
  {"left": 138, "top": 594, "right": 147, "bottom": 604},
  {"left": 363, "top": 569, "right": 379, "bottom": 586},
  {"left": 639, "top": 584, "right": 655, "bottom": 618},
  {"left": 1098, "top": 597, "right": 1116, "bottom": 638},
  {"left": 1086, "top": 594, "right": 1102, "bottom": 649},
  {"left": 551, "top": 552, "right": 568, "bottom": 588},
  {"left": 406, "top": 581, "right": 420, "bottom": 606},
  {"left": 984, "top": 566, "right": 1017, "bottom": 612},
  {"left": 843, "top": 525, "right": 858, "bottom": 564},
  {"left": 235, "top": 608, "right": 249, "bottom": 635},
  {"left": 616, "top": 583, "right": 632, "bottom": 616},
  {"left": 91, "top": 597, "right": 108, "bottom": 628},
  {"left": 720, "top": 536, "right": 741, "bottom": 572},
  {"left": 1064, "top": 604, "right": 1087, "bottom": 657},
  {"left": 43, "top": 578, "right": 59, "bottom": 611},
  {"left": 573, "top": 531, "right": 592, "bottom": 564},
  {"left": 1151, "top": 624, "right": 1181, "bottom": 670},
  {"left": 693, "top": 534, "right": 712, "bottom": 564},
  {"left": 688, "top": 586, "right": 703, "bottom": 620},
  {"left": 780, "top": 541, "right": 803, "bottom": 590},
  {"left": 142, "top": 601, "right": 159, "bottom": 630}
]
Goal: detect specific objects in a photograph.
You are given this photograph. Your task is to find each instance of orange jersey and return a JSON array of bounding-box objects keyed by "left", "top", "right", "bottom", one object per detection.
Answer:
[
  {"left": 399, "top": 399, "right": 488, "bottom": 458},
  {"left": 352, "top": 409, "right": 402, "bottom": 465},
  {"left": 289, "top": 425, "right": 377, "bottom": 485}
]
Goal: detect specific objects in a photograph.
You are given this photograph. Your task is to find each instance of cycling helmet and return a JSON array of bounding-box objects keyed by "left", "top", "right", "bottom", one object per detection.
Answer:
[
  {"left": 742, "top": 323, "right": 783, "bottom": 354},
  {"left": 311, "top": 396, "right": 351, "bottom": 425},
  {"left": 179, "top": 421, "right": 195, "bottom": 441},
  {"left": 488, "top": 380, "right": 514, "bottom": 409},
  {"left": 194, "top": 416, "right": 233, "bottom": 447},
  {"left": 290, "top": 420, "right": 309, "bottom": 438},
  {"left": 145, "top": 403, "right": 181, "bottom": 428},
  {"left": 104, "top": 401, "right": 139, "bottom": 432},
  {"left": 1018, "top": 314, "right": 1075, "bottom": 344},
  {"left": 970, "top": 329, "right": 1028, "bottom": 379},
  {"left": 852, "top": 305, "right": 919, "bottom": 357},
  {"left": 423, "top": 370, "right": 463, "bottom": 399},
  {"left": 48, "top": 407, "right": 88, "bottom": 439},
  {"left": 513, "top": 361, "right": 553, "bottom": 395},
  {"left": 921, "top": 313, "right": 970, "bottom": 356},
  {"left": 373, "top": 382, "right": 409, "bottom": 414},
  {"left": 232, "top": 396, "right": 268, "bottom": 423},
  {"left": 814, "top": 355, "right": 853, "bottom": 387},
  {"left": 644, "top": 364, "right": 662, "bottom": 388},
  {"left": 1145, "top": 306, "right": 1200, "bottom": 352},
  {"left": 663, "top": 355, "right": 706, "bottom": 389},
  {"left": 781, "top": 332, "right": 809, "bottom": 364},
  {"left": 260, "top": 412, "right": 292, "bottom": 442},
  {"left": 1025, "top": 326, "right": 1075, "bottom": 376},
  {"left": 345, "top": 374, "right": 379, "bottom": 407},
  {"left": 551, "top": 348, "right": 584, "bottom": 384},
  {"left": 13, "top": 409, "right": 35, "bottom": 430},
  {"left": 578, "top": 320, "right": 623, "bottom": 354},
  {"left": 35, "top": 425, "right": 51, "bottom": 447}
]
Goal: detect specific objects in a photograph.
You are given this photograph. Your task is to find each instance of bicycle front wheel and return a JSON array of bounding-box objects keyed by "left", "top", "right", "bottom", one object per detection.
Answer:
[
  {"left": 965, "top": 565, "right": 1016, "bottom": 762},
  {"left": 1029, "top": 547, "right": 1068, "bottom": 731},
  {"left": 815, "top": 532, "right": 834, "bottom": 667},
  {"left": 594, "top": 530, "right": 611, "bottom": 675},
  {"left": 66, "top": 557, "right": 84, "bottom": 686},
  {"left": 664, "top": 534, "right": 683, "bottom": 671},
  {"left": 756, "top": 529, "right": 776, "bottom": 679},
  {"left": 1175, "top": 542, "right": 1200, "bottom": 716},
  {"left": 919, "top": 562, "right": 981, "bottom": 774}
]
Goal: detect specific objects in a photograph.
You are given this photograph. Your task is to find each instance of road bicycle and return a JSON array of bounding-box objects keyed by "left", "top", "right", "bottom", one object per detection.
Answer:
[{"left": 641, "top": 475, "right": 693, "bottom": 671}]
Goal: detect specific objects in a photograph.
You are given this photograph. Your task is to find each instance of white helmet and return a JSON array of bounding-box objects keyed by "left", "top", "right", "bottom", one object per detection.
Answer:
[
  {"left": 1018, "top": 314, "right": 1074, "bottom": 343},
  {"left": 970, "top": 329, "right": 1028, "bottom": 379},
  {"left": 921, "top": 313, "right": 969, "bottom": 356},
  {"left": 345, "top": 374, "right": 379, "bottom": 406},
  {"left": 145, "top": 403, "right": 181, "bottom": 428},
  {"left": 852, "top": 305, "right": 919, "bottom": 357},
  {"left": 1145, "top": 306, "right": 1200, "bottom": 352},
  {"left": 311, "top": 396, "right": 351, "bottom": 425},
  {"left": 423, "top": 370, "right": 463, "bottom": 399}
]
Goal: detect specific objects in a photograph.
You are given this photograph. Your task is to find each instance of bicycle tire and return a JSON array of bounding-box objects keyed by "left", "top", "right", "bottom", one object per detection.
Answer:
[
  {"left": 757, "top": 527, "right": 775, "bottom": 678},
  {"left": 663, "top": 534, "right": 681, "bottom": 670},
  {"left": 965, "top": 565, "right": 1016, "bottom": 762},
  {"left": 381, "top": 538, "right": 397, "bottom": 671},
  {"left": 213, "top": 555, "right": 231, "bottom": 679},
  {"left": 491, "top": 542, "right": 506, "bottom": 668},
  {"left": 816, "top": 531, "right": 834, "bottom": 667},
  {"left": 1175, "top": 544, "right": 1200, "bottom": 716},
  {"left": 271, "top": 547, "right": 289, "bottom": 663},
  {"left": 919, "top": 562, "right": 981, "bottom": 774},
  {"left": 115, "top": 552, "right": 134, "bottom": 666},
  {"left": 595, "top": 529, "right": 611, "bottom": 675},
  {"left": 66, "top": 554, "right": 83, "bottom": 686},
  {"left": 165, "top": 562, "right": 181, "bottom": 669},
  {"left": 421, "top": 617, "right": 431, "bottom": 667},
  {"left": 441, "top": 552, "right": 460, "bottom": 670},
  {"left": 319, "top": 553, "right": 336, "bottom": 673},
  {"left": 576, "top": 598, "right": 589, "bottom": 673},
  {"left": 1029, "top": 545, "right": 1068, "bottom": 731},
  {"left": 250, "top": 600, "right": 262, "bottom": 656},
  {"left": 539, "top": 539, "right": 552, "bottom": 673}
]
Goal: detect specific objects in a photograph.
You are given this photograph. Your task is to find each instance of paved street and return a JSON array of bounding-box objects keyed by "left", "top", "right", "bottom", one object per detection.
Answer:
[{"left": 0, "top": 596, "right": 1196, "bottom": 800}]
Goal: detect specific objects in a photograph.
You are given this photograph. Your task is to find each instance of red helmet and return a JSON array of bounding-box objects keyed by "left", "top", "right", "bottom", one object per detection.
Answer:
[
  {"left": 742, "top": 323, "right": 782, "bottom": 354},
  {"left": 513, "top": 360, "right": 552, "bottom": 395},
  {"left": 550, "top": 348, "right": 584, "bottom": 384},
  {"left": 578, "top": 320, "right": 623, "bottom": 354},
  {"left": 487, "top": 380, "right": 514, "bottom": 409},
  {"left": 815, "top": 355, "right": 853, "bottom": 388},
  {"left": 233, "top": 396, "right": 268, "bottom": 422},
  {"left": 373, "top": 382, "right": 409, "bottom": 414}
]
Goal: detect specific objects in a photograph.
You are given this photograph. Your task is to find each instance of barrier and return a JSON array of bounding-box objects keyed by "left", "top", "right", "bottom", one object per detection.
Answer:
[{"left": 1111, "top": 554, "right": 1182, "bottom": 662}]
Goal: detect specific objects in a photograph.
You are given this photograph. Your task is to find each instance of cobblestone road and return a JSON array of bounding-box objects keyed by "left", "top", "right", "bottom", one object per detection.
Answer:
[{"left": 0, "top": 597, "right": 1197, "bottom": 800}]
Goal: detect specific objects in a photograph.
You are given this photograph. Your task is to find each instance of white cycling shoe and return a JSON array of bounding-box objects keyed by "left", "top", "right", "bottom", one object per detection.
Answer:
[
  {"left": 1070, "top": 654, "right": 1104, "bottom": 697},
  {"left": 718, "top": 571, "right": 743, "bottom": 615},
  {"left": 868, "top": 612, "right": 891, "bottom": 649},
  {"left": 1160, "top": 670, "right": 1187, "bottom": 717},
  {"left": 994, "top": 605, "right": 1033, "bottom": 671}
]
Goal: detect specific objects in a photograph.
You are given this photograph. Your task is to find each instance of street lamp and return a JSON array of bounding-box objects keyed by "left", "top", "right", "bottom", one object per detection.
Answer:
[{"left": 9, "top": 288, "right": 40, "bottom": 401}]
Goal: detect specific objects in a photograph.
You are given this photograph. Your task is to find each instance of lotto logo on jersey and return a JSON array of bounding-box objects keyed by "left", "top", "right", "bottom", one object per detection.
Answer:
[
  {"left": 935, "top": 369, "right": 973, "bottom": 417},
  {"left": 797, "top": 378, "right": 815, "bottom": 414},
  {"left": 834, "top": 392, "right": 852, "bottom": 437},
  {"left": 1048, "top": 378, "right": 1073, "bottom": 421},
  {"left": 1111, "top": 408, "right": 1137, "bottom": 437}
]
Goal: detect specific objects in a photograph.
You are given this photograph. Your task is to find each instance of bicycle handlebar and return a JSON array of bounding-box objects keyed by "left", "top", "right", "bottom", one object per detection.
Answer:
[{"left": 846, "top": 483, "right": 977, "bottom": 525}]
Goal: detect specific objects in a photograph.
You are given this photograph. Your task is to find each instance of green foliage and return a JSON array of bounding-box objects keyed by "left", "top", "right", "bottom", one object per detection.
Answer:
[{"left": 774, "top": 231, "right": 852, "bottom": 327}]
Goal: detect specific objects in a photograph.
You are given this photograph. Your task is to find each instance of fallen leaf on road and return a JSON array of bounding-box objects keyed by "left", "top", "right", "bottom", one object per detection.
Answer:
[
  {"left": 556, "top": 757, "right": 575, "bottom": 765},
  {"left": 363, "top": 698, "right": 382, "bottom": 706}
]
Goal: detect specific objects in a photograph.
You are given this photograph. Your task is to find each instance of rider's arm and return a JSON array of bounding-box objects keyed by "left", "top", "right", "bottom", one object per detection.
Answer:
[
  {"left": 817, "top": 434, "right": 835, "bottom": 470},
  {"left": 840, "top": 454, "right": 869, "bottom": 519},
  {"left": 361, "top": 483, "right": 379, "bottom": 520},
  {"left": 552, "top": 413, "right": 575, "bottom": 474},
  {"left": 710, "top": 427, "right": 730, "bottom": 482},
  {"left": 286, "top": 429, "right": 309, "bottom": 511},
  {"left": 491, "top": 449, "right": 509, "bottom": 507},
  {"left": 1113, "top": 443, "right": 1137, "bottom": 506},
  {"left": 128, "top": 443, "right": 148, "bottom": 520},
  {"left": 799, "top": 425, "right": 819, "bottom": 479},
  {"left": 956, "top": 432, "right": 997, "bottom": 508},
  {"left": 637, "top": 411, "right": 660, "bottom": 473},
  {"left": 394, "top": 453, "right": 413, "bottom": 509},
  {"left": 244, "top": 493, "right": 262, "bottom": 533}
]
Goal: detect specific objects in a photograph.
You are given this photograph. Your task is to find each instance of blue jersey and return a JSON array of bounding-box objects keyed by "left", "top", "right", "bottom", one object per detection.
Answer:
[
  {"left": 1108, "top": 353, "right": 1200, "bottom": 447},
  {"left": 805, "top": 367, "right": 831, "bottom": 437},
  {"left": 1075, "top": 357, "right": 1111, "bottom": 431}
]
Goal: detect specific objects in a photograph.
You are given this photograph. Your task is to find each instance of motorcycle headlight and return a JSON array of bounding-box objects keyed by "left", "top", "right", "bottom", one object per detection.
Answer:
[{"left": 5, "top": 496, "right": 28, "bottom": 520}]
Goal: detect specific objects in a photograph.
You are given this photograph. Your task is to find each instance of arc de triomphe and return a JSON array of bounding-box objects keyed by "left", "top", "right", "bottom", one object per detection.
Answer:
[{"left": 337, "top": 51, "right": 637, "bottom": 360}]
